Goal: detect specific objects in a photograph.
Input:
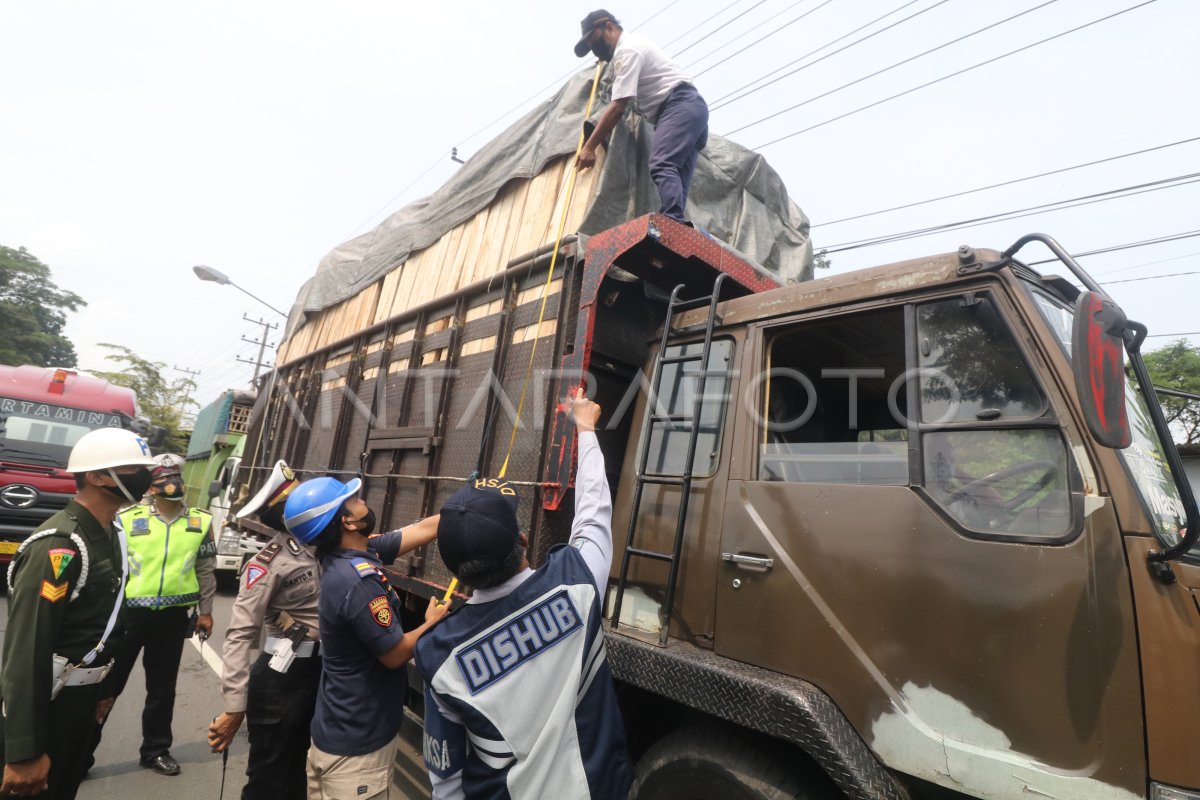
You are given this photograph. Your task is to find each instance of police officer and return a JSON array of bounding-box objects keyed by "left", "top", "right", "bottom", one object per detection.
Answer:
[
  {"left": 206, "top": 459, "right": 320, "bottom": 800},
  {"left": 416, "top": 389, "right": 632, "bottom": 799},
  {"left": 0, "top": 427, "right": 156, "bottom": 800},
  {"left": 97, "top": 453, "right": 217, "bottom": 776},
  {"left": 282, "top": 476, "right": 447, "bottom": 800}
]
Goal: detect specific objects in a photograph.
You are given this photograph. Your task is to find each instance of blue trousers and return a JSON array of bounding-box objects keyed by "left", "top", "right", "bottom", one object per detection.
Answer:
[{"left": 649, "top": 83, "right": 709, "bottom": 223}]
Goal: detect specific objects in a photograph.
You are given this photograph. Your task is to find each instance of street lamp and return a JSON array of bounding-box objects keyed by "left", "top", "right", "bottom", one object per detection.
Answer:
[{"left": 192, "top": 265, "right": 288, "bottom": 318}]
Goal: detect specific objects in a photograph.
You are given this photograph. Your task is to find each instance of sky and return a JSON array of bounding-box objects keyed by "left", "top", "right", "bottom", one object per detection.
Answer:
[{"left": 2, "top": 0, "right": 1198, "bottom": 413}]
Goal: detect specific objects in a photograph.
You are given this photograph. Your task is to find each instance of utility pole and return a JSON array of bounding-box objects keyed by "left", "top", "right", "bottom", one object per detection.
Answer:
[
  {"left": 172, "top": 365, "right": 201, "bottom": 406},
  {"left": 172, "top": 365, "right": 201, "bottom": 428},
  {"left": 238, "top": 314, "right": 278, "bottom": 386}
]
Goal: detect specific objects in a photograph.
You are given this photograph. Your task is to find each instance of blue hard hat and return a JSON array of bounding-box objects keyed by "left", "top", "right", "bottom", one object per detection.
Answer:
[{"left": 283, "top": 476, "right": 363, "bottom": 544}]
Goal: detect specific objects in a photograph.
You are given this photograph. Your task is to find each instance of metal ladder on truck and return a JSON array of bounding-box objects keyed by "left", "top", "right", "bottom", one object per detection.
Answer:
[{"left": 610, "top": 273, "right": 727, "bottom": 646}]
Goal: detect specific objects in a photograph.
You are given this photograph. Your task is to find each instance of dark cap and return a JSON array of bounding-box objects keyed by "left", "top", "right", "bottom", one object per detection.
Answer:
[
  {"left": 574, "top": 9, "right": 619, "bottom": 57},
  {"left": 436, "top": 478, "right": 521, "bottom": 573}
]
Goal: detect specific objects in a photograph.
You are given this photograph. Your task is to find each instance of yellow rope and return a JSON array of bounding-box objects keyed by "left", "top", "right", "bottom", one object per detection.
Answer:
[{"left": 497, "top": 61, "right": 605, "bottom": 479}]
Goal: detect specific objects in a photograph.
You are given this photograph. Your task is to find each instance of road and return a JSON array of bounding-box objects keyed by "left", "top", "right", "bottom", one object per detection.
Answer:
[{"left": 0, "top": 577, "right": 430, "bottom": 800}]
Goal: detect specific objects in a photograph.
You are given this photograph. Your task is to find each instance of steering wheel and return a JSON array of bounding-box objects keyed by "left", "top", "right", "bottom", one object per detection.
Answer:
[{"left": 945, "top": 460, "right": 1058, "bottom": 523}]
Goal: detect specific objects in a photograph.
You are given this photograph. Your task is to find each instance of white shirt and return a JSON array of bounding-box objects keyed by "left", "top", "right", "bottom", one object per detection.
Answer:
[{"left": 610, "top": 31, "right": 692, "bottom": 124}]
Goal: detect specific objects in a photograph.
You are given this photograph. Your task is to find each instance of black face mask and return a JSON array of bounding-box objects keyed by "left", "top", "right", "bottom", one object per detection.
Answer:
[
  {"left": 350, "top": 508, "right": 377, "bottom": 536},
  {"left": 102, "top": 468, "right": 153, "bottom": 503},
  {"left": 592, "top": 38, "right": 614, "bottom": 62},
  {"left": 153, "top": 477, "right": 186, "bottom": 501}
]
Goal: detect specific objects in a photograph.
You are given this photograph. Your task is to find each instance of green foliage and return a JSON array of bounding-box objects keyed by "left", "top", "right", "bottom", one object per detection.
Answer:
[
  {"left": 0, "top": 245, "right": 85, "bottom": 367},
  {"left": 1143, "top": 339, "right": 1200, "bottom": 446},
  {"left": 813, "top": 249, "right": 831, "bottom": 270},
  {"left": 92, "top": 344, "right": 196, "bottom": 454}
]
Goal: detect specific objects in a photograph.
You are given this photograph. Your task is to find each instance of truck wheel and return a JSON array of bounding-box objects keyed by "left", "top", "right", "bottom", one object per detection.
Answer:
[{"left": 630, "top": 726, "right": 823, "bottom": 800}]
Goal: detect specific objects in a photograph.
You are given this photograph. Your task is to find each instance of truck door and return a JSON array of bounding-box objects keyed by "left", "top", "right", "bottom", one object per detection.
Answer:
[
  {"left": 612, "top": 337, "right": 738, "bottom": 643},
  {"left": 714, "top": 291, "right": 1145, "bottom": 799}
]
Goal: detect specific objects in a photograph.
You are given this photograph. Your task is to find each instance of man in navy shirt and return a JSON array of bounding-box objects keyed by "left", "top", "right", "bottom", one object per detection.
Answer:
[
  {"left": 416, "top": 388, "right": 632, "bottom": 799},
  {"left": 283, "top": 476, "right": 448, "bottom": 800}
]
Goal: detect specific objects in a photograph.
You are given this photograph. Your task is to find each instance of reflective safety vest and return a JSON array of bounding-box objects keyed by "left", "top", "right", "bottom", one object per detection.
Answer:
[{"left": 119, "top": 504, "right": 212, "bottom": 609}]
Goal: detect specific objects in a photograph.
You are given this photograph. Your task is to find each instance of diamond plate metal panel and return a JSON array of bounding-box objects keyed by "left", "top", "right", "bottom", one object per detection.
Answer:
[{"left": 606, "top": 633, "right": 910, "bottom": 800}]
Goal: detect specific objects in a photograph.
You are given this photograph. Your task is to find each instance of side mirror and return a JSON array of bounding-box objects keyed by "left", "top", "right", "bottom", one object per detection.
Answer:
[
  {"left": 208, "top": 479, "right": 223, "bottom": 499},
  {"left": 1071, "top": 291, "right": 1131, "bottom": 449}
]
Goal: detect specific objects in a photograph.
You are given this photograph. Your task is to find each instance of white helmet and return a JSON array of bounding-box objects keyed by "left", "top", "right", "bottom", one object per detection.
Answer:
[{"left": 66, "top": 428, "right": 158, "bottom": 473}]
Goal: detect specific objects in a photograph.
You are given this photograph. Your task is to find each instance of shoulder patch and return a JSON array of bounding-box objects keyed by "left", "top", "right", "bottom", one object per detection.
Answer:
[
  {"left": 47, "top": 548, "right": 76, "bottom": 580},
  {"left": 352, "top": 559, "right": 377, "bottom": 578},
  {"left": 256, "top": 542, "right": 281, "bottom": 564},
  {"left": 244, "top": 563, "right": 268, "bottom": 589},
  {"left": 40, "top": 580, "right": 68, "bottom": 603},
  {"left": 286, "top": 537, "right": 301, "bottom": 555},
  {"left": 369, "top": 595, "right": 392, "bottom": 627}
]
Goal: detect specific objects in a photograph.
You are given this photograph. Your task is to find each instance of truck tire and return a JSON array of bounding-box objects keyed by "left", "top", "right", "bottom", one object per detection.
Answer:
[{"left": 629, "top": 726, "right": 824, "bottom": 800}]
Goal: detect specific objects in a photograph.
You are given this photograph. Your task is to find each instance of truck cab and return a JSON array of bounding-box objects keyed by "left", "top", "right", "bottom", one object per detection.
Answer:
[
  {"left": 607, "top": 236, "right": 1199, "bottom": 799},
  {"left": 0, "top": 366, "right": 143, "bottom": 562}
]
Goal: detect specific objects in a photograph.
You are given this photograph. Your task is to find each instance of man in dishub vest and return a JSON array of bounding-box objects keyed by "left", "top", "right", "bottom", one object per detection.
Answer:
[{"left": 94, "top": 453, "right": 217, "bottom": 776}]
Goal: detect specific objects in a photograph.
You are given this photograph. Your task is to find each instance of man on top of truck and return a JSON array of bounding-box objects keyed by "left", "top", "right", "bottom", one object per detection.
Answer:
[
  {"left": 573, "top": 9, "right": 709, "bottom": 227},
  {"left": 415, "top": 388, "right": 632, "bottom": 800}
]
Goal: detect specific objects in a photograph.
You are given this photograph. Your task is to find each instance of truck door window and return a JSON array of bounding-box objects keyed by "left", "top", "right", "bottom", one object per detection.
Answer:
[
  {"left": 645, "top": 339, "right": 733, "bottom": 478},
  {"left": 917, "top": 295, "right": 1044, "bottom": 422},
  {"left": 923, "top": 429, "right": 1071, "bottom": 537},
  {"left": 917, "top": 294, "right": 1074, "bottom": 540},
  {"left": 759, "top": 307, "right": 910, "bottom": 485}
]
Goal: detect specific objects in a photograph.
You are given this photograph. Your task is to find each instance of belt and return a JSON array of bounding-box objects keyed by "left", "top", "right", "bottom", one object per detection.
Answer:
[
  {"left": 52, "top": 653, "right": 113, "bottom": 694},
  {"left": 266, "top": 636, "right": 319, "bottom": 658}
]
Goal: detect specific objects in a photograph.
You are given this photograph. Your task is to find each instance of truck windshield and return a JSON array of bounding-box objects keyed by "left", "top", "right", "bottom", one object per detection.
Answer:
[
  {"left": 0, "top": 397, "right": 125, "bottom": 468},
  {"left": 1029, "top": 290, "right": 1189, "bottom": 549}
]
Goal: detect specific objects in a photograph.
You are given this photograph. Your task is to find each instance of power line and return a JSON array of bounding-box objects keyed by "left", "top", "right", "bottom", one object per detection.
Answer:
[
  {"left": 821, "top": 171, "right": 1200, "bottom": 252},
  {"left": 683, "top": 0, "right": 821, "bottom": 72},
  {"left": 672, "top": 0, "right": 776, "bottom": 58},
  {"left": 1023, "top": 230, "right": 1200, "bottom": 266},
  {"left": 662, "top": 0, "right": 745, "bottom": 49},
  {"left": 815, "top": 134, "right": 1200, "bottom": 228},
  {"left": 725, "top": 0, "right": 1061, "bottom": 136},
  {"left": 681, "top": 0, "right": 837, "bottom": 69},
  {"left": 706, "top": 0, "right": 939, "bottom": 103},
  {"left": 1148, "top": 332, "right": 1200, "bottom": 339},
  {"left": 1095, "top": 248, "right": 1200, "bottom": 276},
  {"left": 750, "top": 0, "right": 1160, "bottom": 150},
  {"left": 1101, "top": 270, "right": 1200, "bottom": 286}
]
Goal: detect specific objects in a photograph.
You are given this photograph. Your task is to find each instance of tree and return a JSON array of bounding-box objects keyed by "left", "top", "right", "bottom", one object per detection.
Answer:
[
  {"left": 92, "top": 344, "right": 197, "bottom": 454},
  {"left": 0, "top": 245, "right": 85, "bottom": 367},
  {"left": 813, "top": 249, "right": 832, "bottom": 270},
  {"left": 1143, "top": 339, "right": 1200, "bottom": 446}
]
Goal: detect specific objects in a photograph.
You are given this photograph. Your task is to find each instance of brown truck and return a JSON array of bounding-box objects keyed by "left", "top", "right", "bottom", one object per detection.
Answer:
[{"left": 239, "top": 215, "right": 1199, "bottom": 800}]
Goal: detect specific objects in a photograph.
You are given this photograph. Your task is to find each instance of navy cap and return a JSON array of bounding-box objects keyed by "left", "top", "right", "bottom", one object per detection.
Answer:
[
  {"left": 574, "top": 9, "right": 619, "bottom": 57},
  {"left": 437, "top": 478, "right": 521, "bottom": 573}
]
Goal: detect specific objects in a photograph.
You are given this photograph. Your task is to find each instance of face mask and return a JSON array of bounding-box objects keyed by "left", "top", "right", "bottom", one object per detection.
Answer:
[
  {"left": 153, "top": 477, "right": 186, "bottom": 501},
  {"left": 103, "top": 467, "right": 153, "bottom": 503},
  {"left": 592, "top": 38, "right": 614, "bottom": 62},
  {"left": 349, "top": 508, "right": 377, "bottom": 536}
]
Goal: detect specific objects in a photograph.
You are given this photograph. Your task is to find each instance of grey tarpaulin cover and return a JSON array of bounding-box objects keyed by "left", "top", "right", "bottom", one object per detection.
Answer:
[{"left": 286, "top": 67, "right": 812, "bottom": 335}]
